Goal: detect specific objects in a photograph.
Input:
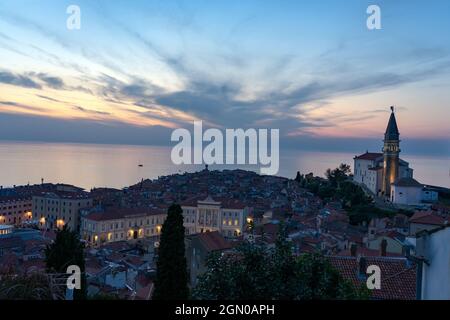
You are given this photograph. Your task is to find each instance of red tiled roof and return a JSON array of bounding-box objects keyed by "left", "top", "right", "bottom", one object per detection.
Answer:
[
  {"left": 136, "top": 273, "right": 153, "bottom": 287},
  {"left": 410, "top": 211, "right": 446, "bottom": 226},
  {"left": 0, "top": 253, "right": 20, "bottom": 273},
  {"left": 34, "top": 190, "right": 91, "bottom": 199},
  {"left": 193, "top": 231, "right": 232, "bottom": 252},
  {"left": 0, "top": 195, "right": 32, "bottom": 203},
  {"left": 180, "top": 195, "right": 206, "bottom": 207},
  {"left": 84, "top": 207, "right": 165, "bottom": 221},
  {"left": 392, "top": 177, "right": 423, "bottom": 187},
  {"left": 216, "top": 197, "right": 247, "bottom": 209},
  {"left": 0, "top": 237, "right": 25, "bottom": 250},
  {"left": 181, "top": 196, "right": 247, "bottom": 210},
  {"left": 328, "top": 256, "right": 416, "bottom": 300},
  {"left": 337, "top": 246, "right": 403, "bottom": 258},
  {"left": 135, "top": 283, "right": 153, "bottom": 300},
  {"left": 354, "top": 152, "right": 383, "bottom": 161},
  {"left": 125, "top": 255, "right": 145, "bottom": 266}
]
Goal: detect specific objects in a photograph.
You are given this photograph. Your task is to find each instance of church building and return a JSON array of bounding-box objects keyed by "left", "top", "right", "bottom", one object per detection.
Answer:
[{"left": 353, "top": 107, "right": 414, "bottom": 198}]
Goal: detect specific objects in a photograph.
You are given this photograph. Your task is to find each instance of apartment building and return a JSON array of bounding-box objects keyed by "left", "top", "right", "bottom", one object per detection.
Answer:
[
  {"left": 0, "top": 196, "right": 33, "bottom": 226},
  {"left": 33, "top": 185, "right": 92, "bottom": 232},
  {"left": 81, "top": 207, "right": 167, "bottom": 246}
]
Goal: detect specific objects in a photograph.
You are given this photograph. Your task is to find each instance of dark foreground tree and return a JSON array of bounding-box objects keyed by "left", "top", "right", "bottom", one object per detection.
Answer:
[
  {"left": 45, "top": 225, "right": 86, "bottom": 299},
  {"left": 0, "top": 273, "right": 52, "bottom": 300},
  {"left": 153, "top": 203, "right": 189, "bottom": 300},
  {"left": 192, "top": 225, "right": 369, "bottom": 300},
  {"left": 295, "top": 253, "right": 368, "bottom": 299}
]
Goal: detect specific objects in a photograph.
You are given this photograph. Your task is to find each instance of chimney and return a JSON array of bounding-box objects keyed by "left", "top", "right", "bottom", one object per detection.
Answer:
[
  {"left": 357, "top": 255, "right": 366, "bottom": 279},
  {"left": 403, "top": 245, "right": 411, "bottom": 258},
  {"left": 403, "top": 245, "right": 413, "bottom": 268},
  {"left": 380, "top": 239, "right": 387, "bottom": 256},
  {"left": 350, "top": 243, "right": 357, "bottom": 257}
]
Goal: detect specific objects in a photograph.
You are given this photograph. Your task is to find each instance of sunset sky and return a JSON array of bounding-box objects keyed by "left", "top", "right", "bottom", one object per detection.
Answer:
[{"left": 0, "top": 0, "right": 449, "bottom": 154}]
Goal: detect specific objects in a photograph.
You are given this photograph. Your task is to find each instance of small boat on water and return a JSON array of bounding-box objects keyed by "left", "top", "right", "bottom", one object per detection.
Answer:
[{"left": 138, "top": 164, "right": 143, "bottom": 167}]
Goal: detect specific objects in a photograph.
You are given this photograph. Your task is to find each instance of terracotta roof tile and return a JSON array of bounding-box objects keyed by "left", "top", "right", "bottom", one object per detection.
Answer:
[
  {"left": 84, "top": 207, "right": 165, "bottom": 221},
  {"left": 410, "top": 211, "right": 446, "bottom": 226},
  {"left": 328, "top": 256, "right": 416, "bottom": 300},
  {"left": 354, "top": 152, "right": 383, "bottom": 161},
  {"left": 192, "top": 231, "right": 232, "bottom": 252}
]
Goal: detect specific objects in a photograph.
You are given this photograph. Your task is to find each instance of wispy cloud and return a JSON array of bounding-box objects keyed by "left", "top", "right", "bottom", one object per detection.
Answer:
[
  {"left": 0, "top": 70, "right": 41, "bottom": 89},
  {"left": 0, "top": 1, "right": 449, "bottom": 145},
  {"left": 73, "top": 105, "right": 110, "bottom": 116}
]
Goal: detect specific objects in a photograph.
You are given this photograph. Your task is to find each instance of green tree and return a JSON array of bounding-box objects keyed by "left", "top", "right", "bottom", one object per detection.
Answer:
[
  {"left": 325, "top": 163, "right": 351, "bottom": 188},
  {"left": 192, "top": 243, "right": 273, "bottom": 300},
  {"left": 295, "top": 253, "right": 369, "bottom": 299},
  {"left": 295, "top": 171, "right": 303, "bottom": 183},
  {"left": 45, "top": 225, "right": 86, "bottom": 300},
  {"left": 272, "top": 223, "right": 298, "bottom": 299},
  {"left": 337, "top": 181, "right": 372, "bottom": 208},
  {"left": 153, "top": 203, "right": 189, "bottom": 300},
  {"left": 192, "top": 225, "right": 368, "bottom": 300}
]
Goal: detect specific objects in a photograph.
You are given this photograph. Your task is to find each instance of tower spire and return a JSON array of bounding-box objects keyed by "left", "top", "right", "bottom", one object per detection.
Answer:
[
  {"left": 385, "top": 106, "right": 399, "bottom": 141},
  {"left": 382, "top": 106, "right": 400, "bottom": 199}
]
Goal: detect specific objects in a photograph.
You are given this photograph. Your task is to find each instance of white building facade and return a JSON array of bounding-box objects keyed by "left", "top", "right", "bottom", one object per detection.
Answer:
[
  {"left": 33, "top": 190, "right": 92, "bottom": 232},
  {"left": 81, "top": 207, "right": 166, "bottom": 246},
  {"left": 353, "top": 152, "right": 413, "bottom": 195},
  {"left": 0, "top": 196, "right": 33, "bottom": 226},
  {"left": 181, "top": 196, "right": 249, "bottom": 238},
  {"left": 391, "top": 178, "right": 439, "bottom": 206},
  {"left": 416, "top": 226, "right": 450, "bottom": 300}
]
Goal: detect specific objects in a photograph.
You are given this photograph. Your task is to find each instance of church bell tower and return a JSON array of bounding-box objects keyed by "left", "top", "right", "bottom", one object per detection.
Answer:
[{"left": 382, "top": 106, "right": 400, "bottom": 199}]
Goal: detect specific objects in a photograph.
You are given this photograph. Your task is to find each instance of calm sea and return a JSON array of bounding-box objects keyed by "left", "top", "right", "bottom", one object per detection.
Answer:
[{"left": 0, "top": 141, "right": 448, "bottom": 190}]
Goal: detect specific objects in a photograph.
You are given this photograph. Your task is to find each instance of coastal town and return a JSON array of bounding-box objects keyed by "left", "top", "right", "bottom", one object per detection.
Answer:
[
  {"left": 1, "top": 109, "right": 449, "bottom": 300},
  {"left": 1, "top": 164, "right": 449, "bottom": 299}
]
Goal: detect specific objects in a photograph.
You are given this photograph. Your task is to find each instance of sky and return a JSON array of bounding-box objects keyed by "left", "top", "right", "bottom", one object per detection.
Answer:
[{"left": 0, "top": 0, "right": 449, "bottom": 155}]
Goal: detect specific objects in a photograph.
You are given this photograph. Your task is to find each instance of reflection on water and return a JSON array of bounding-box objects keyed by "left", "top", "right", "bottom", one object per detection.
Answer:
[{"left": 0, "top": 141, "right": 448, "bottom": 190}]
